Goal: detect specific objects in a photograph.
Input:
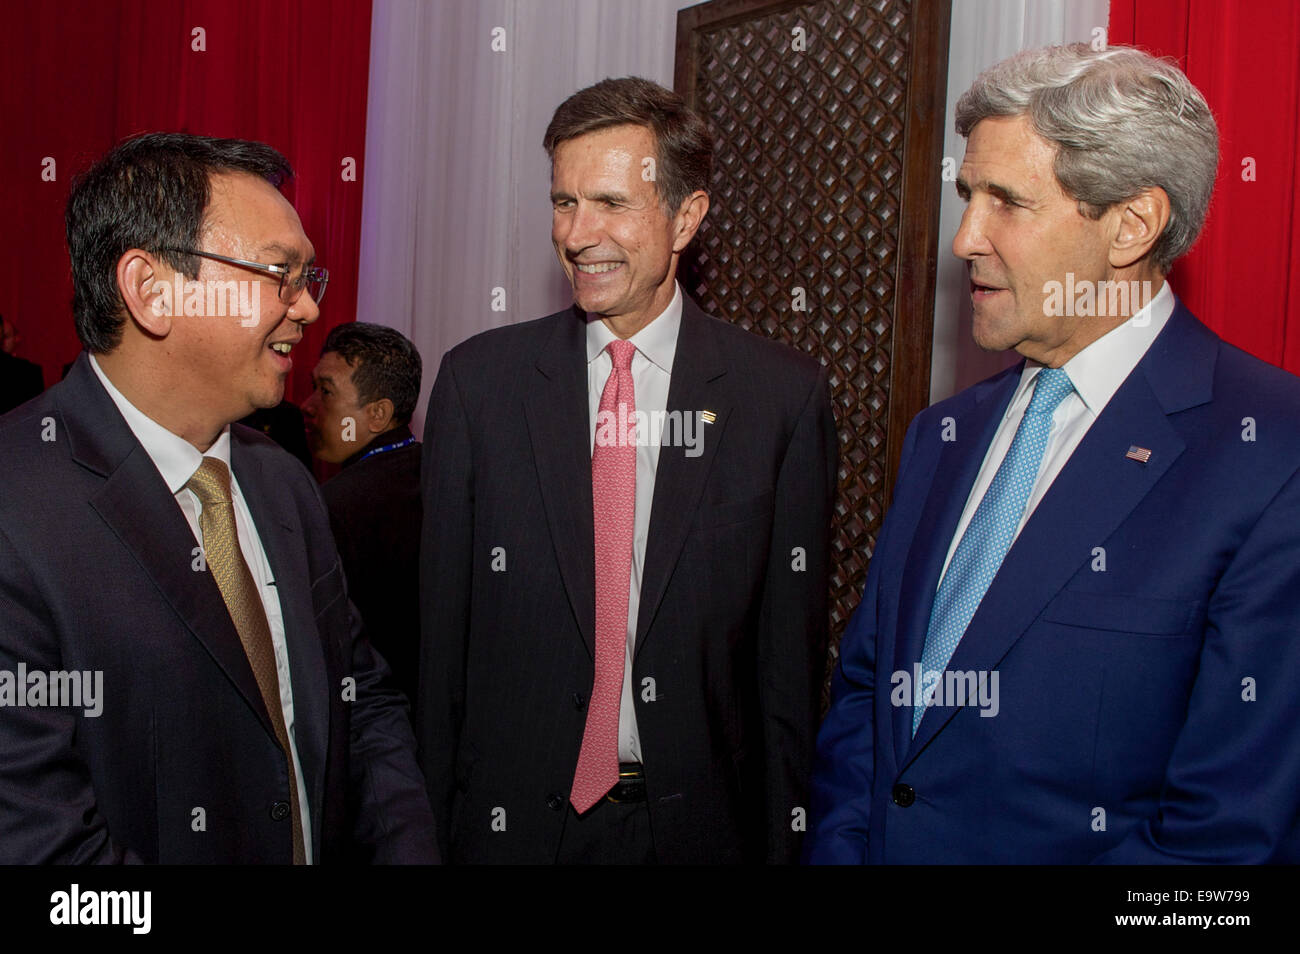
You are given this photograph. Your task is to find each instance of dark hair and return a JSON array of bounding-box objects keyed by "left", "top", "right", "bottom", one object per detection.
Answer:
[
  {"left": 322, "top": 322, "right": 422, "bottom": 426},
  {"left": 65, "top": 132, "right": 293, "bottom": 353},
  {"left": 543, "top": 76, "right": 713, "bottom": 213}
]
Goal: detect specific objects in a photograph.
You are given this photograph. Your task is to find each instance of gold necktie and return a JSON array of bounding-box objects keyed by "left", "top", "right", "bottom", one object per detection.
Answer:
[{"left": 186, "top": 456, "right": 305, "bottom": 864}]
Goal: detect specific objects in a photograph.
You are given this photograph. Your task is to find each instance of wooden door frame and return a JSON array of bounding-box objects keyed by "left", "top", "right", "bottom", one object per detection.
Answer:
[{"left": 674, "top": 0, "right": 952, "bottom": 503}]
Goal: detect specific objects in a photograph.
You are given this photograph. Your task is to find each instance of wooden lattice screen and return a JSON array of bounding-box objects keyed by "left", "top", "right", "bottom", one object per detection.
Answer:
[{"left": 675, "top": 0, "right": 951, "bottom": 685}]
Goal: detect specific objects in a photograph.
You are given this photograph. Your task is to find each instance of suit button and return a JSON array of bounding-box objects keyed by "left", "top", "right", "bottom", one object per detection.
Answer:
[
  {"left": 546, "top": 794, "right": 565, "bottom": 811},
  {"left": 572, "top": 692, "right": 586, "bottom": 710},
  {"left": 270, "top": 801, "right": 291, "bottom": 821},
  {"left": 892, "top": 783, "right": 915, "bottom": 807}
]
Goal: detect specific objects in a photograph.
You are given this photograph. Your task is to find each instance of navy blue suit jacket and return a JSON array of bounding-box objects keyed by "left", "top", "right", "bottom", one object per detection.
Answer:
[{"left": 808, "top": 300, "right": 1300, "bottom": 863}]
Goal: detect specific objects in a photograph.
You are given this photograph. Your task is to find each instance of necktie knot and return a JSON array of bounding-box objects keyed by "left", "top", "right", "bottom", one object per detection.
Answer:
[
  {"left": 1026, "top": 367, "right": 1073, "bottom": 418},
  {"left": 606, "top": 339, "right": 637, "bottom": 372},
  {"left": 186, "top": 456, "right": 233, "bottom": 506}
]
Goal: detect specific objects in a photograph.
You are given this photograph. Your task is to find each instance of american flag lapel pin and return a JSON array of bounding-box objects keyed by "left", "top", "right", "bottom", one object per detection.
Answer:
[
  {"left": 1125, "top": 445, "right": 1152, "bottom": 463},
  {"left": 701, "top": 410, "right": 717, "bottom": 424}
]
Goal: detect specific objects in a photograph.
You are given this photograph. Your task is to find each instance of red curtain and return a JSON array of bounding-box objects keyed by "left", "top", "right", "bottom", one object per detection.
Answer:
[
  {"left": 0, "top": 0, "right": 372, "bottom": 402},
  {"left": 1110, "top": 0, "right": 1300, "bottom": 372}
]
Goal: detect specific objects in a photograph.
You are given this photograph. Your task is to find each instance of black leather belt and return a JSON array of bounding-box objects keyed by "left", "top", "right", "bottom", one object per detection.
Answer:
[{"left": 605, "top": 762, "right": 646, "bottom": 803}]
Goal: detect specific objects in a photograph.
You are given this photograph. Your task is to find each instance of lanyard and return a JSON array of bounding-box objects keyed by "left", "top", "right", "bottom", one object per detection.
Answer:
[{"left": 358, "top": 435, "right": 416, "bottom": 463}]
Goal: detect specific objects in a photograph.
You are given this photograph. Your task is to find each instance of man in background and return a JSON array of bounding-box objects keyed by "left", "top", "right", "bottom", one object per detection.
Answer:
[
  {"left": 303, "top": 321, "right": 424, "bottom": 708},
  {"left": 0, "top": 315, "right": 45, "bottom": 414}
]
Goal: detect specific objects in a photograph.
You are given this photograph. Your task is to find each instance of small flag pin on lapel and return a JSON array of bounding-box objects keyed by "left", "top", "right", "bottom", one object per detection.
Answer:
[
  {"left": 701, "top": 410, "right": 717, "bottom": 424},
  {"left": 1125, "top": 445, "right": 1152, "bottom": 463}
]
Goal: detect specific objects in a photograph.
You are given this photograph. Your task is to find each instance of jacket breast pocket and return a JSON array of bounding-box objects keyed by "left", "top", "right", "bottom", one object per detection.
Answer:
[
  {"left": 692, "top": 490, "right": 775, "bottom": 531},
  {"left": 1040, "top": 589, "right": 1204, "bottom": 637}
]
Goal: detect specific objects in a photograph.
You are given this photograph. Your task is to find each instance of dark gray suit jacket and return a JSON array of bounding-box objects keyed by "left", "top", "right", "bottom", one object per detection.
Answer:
[
  {"left": 418, "top": 296, "right": 837, "bottom": 863},
  {"left": 0, "top": 353, "right": 437, "bottom": 863}
]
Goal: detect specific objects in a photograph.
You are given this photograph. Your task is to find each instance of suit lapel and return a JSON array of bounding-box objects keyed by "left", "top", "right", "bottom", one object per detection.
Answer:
[
  {"left": 903, "top": 303, "right": 1214, "bottom": 764},
  {"left": 523, "top": 310, "right": 598, "bottom": 657},
  {"left": 891, "top": 368, "right": 1019, "bottom": 765},
  {"left": 635, "top": 300, "right": 729, "bottom": 653},
  {"left": 232, "top": 432, "right": 329, "bottom": 831},
  {"left": 521, "top": 301, "right": 730, "bottom": 659},
  {"left": 62, "top": 356, "right": 279, "bottom": 742}
]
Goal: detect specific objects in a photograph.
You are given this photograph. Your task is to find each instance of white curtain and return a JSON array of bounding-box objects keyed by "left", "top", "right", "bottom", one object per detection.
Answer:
[
  {"left": 358, "top": 0, "right": 696, "bottom": 433},
  {"left": 931, "top": 0, "right": 1109, "bottom": 402}
]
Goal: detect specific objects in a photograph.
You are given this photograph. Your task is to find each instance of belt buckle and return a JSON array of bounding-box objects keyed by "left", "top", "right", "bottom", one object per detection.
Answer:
[{"left": 606, "top": 763, "right": 645, "bottom": 803}]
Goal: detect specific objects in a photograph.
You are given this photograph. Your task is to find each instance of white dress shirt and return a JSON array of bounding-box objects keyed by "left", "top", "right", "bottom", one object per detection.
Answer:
[
  {"left": 586, "top": 282, "right": 683, "bottom": 764},
  {"left": 940, "top": 280, "right": 1175, "bottom": 584},
  {"left": 88, "top": 355, "right": 313, "bottom": 862}
]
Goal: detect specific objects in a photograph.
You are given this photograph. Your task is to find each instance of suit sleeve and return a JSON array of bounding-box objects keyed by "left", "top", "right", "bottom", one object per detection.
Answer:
[
  {"left": 416, "top": 351, "right": 475, "bottom": 860},
  {"left": 755, "top": 366, "right": 837, "bottom": 864},
  {"left": 0, "top": 524, "right": 143, "bottom": 863},
  {"left": 804, "top": 414, "right": 920, "bottom": 864},
  {"left": 1092, "top": 463, "right": 1300, "bottom": 863},
  {"left": 343, "top": 588, "right": 440, "bottom": 863}
]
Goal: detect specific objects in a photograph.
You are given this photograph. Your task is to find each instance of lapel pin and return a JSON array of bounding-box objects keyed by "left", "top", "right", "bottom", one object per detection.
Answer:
[
  {"left": 701, "top": 410, "right": 717, "bottom": 424},
  {"left": 1125, "top": 445, "right": 1152, "bottom": 463}
]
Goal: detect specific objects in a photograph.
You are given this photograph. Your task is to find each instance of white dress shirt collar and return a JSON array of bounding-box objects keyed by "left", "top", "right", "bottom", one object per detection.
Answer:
[
  {"left": 585, "top": 282, "right": 682, "bottom": 371},
  {"left": 88, "top": 353, "right": 232, "bottom": 489},
  {"left": 1021, "top": 279, "right": 1175, "bottom": 416}
]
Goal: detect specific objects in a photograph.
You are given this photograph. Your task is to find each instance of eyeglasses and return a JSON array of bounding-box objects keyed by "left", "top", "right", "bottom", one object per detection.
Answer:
[{"left": 164, "top": 248, "right": 329, "bottom": 305}]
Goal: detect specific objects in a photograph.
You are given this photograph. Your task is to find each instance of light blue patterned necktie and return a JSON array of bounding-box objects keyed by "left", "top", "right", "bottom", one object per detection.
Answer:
[{"left": 913, "top": 367, "right": 1075, "bottom": 736}]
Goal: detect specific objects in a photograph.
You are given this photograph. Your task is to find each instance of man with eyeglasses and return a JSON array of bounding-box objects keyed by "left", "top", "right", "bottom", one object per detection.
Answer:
[{"left": 0, "top": 132, "right": 438, "bottom": 863}]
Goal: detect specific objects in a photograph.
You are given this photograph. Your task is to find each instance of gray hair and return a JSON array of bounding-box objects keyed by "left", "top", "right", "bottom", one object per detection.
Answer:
[{"left": 955, "top": 43, "right": 1219, "bottom": 272}]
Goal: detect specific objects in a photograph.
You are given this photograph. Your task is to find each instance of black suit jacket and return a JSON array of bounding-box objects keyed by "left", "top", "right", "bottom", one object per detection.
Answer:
[
  {"left": 322, "top": 426, "right": 422, "bottom": 709},
  {"left": 0, "top": 351, "right": 44, "bottom": 415},
  {"left": 0, "top": 354, "right": 437, "bottom": 863},
  {"left": 418, "top": 296, "right": 837, "bottom": 863}
]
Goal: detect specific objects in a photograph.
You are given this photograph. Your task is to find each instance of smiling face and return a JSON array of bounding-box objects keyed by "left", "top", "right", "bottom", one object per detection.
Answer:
[
  {"left": 953, "top": 115, "right": 1117, "bottom": 366},
  {"left": 550, "top": 124, "right": 690, "bottom": 334},
  {"left": 165, "top": 171, "right": 319, "bottom": 425}
]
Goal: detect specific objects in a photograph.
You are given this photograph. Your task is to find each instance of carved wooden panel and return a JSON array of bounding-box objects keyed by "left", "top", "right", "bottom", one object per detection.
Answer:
[{"left": 676, "top": 0, "right": 950, "bottom": 694}]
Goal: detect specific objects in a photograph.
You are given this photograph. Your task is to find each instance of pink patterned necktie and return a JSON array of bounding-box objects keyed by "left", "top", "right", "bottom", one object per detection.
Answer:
[{"left": 570, "top": 338, "right": 638, "bottom": 813}]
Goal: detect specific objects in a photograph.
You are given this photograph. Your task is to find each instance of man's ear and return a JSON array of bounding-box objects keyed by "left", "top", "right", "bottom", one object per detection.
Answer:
[
  {"left": 117, "top": 249, "right": 174, "bottom": 338},
  {"left": 1109, "top": 187, "right": 1170, "bottom": 270},
  {"left": 670, "top": 190, "right": 710, "bottom": 253},
  {"left": 363, "top": 397, "right": 396, "bottom": 435}
]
